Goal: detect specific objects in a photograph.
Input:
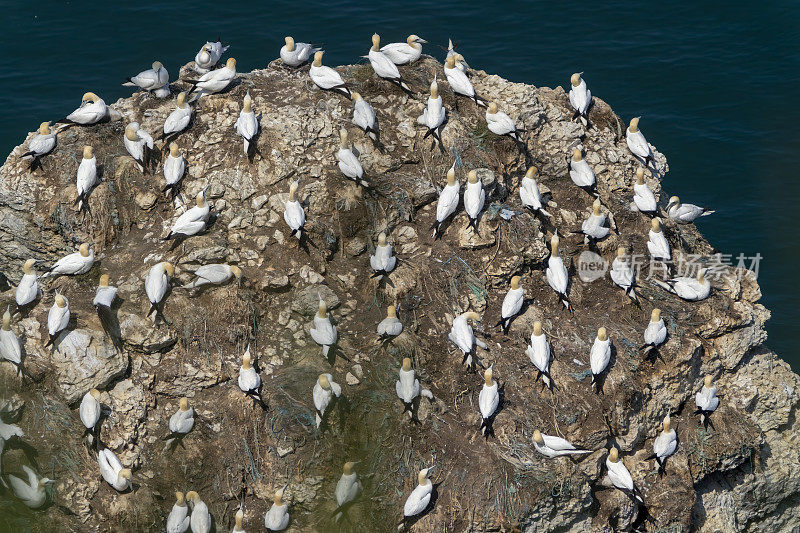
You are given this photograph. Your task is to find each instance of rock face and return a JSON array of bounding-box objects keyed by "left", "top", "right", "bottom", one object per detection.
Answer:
[{"left": 0, "top": 55, "right": 798, "bottom": 533}]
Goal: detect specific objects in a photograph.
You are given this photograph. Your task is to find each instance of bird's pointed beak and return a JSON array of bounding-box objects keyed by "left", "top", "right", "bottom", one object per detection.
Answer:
[{"left": 417, "top": 38, "right": 428, "bottom": 44}]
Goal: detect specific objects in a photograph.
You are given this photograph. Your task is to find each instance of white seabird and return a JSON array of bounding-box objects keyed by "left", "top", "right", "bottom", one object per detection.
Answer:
[
  {"left": 647, "top": 218, "right": 671, "bottom": 264},
  {"left": 309, "top": 51, "right": 350, "bottom": 97},
  {"left": 7, "top": 465, "right": 53, "bottom": 508},
  {"left": 448, "top": 311, "right": 486, "bottom": 371},
  {"left": 182, "top": 264, "right": 241, "bottom": 290},
  {"left": 641, "top": 308, "right": 667, "bottom": 357},
  {"left": 334, "top": 461, "right": 362, "bottom": 521},
  {"left": 568, "top": 72, "right": 592, "bottom": 125},
  {"left": 496, "top": 275, "right": 524, "bottom": 334},
  {"left": 98, "top": 448, "right": 131, "bottom": 491},
  {"left": 366, "top": 34, "right": 411, "bottom": 92},
  {"left": 310, "top": 296, "right": 337, "bottom": 359},
  {"left": 74, "top": 145, "right": 98, "bottom": 212},
  {"left": 166, "top": 189, "right": 210, "bottom": 241},
  {"left": 432, "top": 164, "right": 459, "bottom": 239},
  {"left": 574, "top": 198, "right": 610, "bottom": 242},
  {"left": 21, "top": 122, "right": 56, "bottom": 170},
  {"left": 395, "top": 357, "right": 433, "bottom": 412},
  {"left": 526, "top": 321, "right": 553, "bottom": 390},
  {"left": 478, "top": 365, "right": 499, "bottom": 436},
  {"left": 444, "top": 56, "right": 484, "bottom": 106},
  {"left": 519, "top": 166, "right": 551, "bottom": 218},
  {"left": 351, "top": 92, "right": 379, "bottom": 142},
  {"left": 123, "top": 61, "right": 169, "bottom": 96},
  {"left": 15, "top": 259, "right": 41, "bottom": 309},
  {"left": 0, "top": 307, "right": 22, "bottom": 372},
  {"left": 486, "top": 102, "right": 523, "bottom": 142},
  {"left": 145, "top": 261, "right": 174, "bottom": 321},
  {"left": 45, "top": 294, "right": 70, "bottom": 348},
  {"left": 380, "top": 34, "right": 427, "bottom": 65},
  {"left": 546, "top": 234, "right": 571, "bottom": 311},
  {"left": 533, "top": 430, "right": 591, "bottom": 458},
  {"left": 57, "top": 92, "right": 108, "bottom": 125},
  {"left": 235, "top": 91, "right": 259, "bottom": 159},
  {"left": 569, "top": 149, "right": 596, "bottom": 195},
  {"left": 606, "top": 447, "right": 644, "bottom": 504},
  {"left": 401, "top": 467, "right": 434, "bottom": 525},
  {"left": 377, "top": 305, "right": 403, "bottom": 339},
  {"left": 417, "top": 75, "right": 446, "bottom": 151},
  {"left": 160, "top": 92, "right": 193, "bottom": 142},
  {"left": 609, "top": 247, "right": 638, "bottom": 303},
  {"left": 187, "top": 57, "right": 237, "bottom": 102},
  {"left": 626, "top": 117, "right": 655, "bottom": 167},
  {"left": 194, "top": 39, "right": 229, "bottom": 73},
  {"left": 313, "top": 373, "right": 341, "bottom": 428},
  {"left": 167, "top": 491, "right": 190, "bottom": 533},
  {"left": 79, "top": 388, "right": 102, "bottom": 448},
  {"left": 370, "top": 232, "right": 396, "bottom": 278},
  {"left": 264, "top": 486, "right": 290, "bottom": 531},
  {"left": 283, "top": 181, "right": 306, "bottom": 240},
  {"left": 589, "top": 327, "right": 611, "bottom": 392},
  {"left": 238, "top": 345, "right": 266, "bottom": 410},
  {"left": 124, "top": 122, "right": 155, "bottom": 173},
  {"left": 654, "top": 268, "right": 711, "bottom": 301},
  {"left": 666, "top": 196, "right": 715, "bottom": 224},
  {"left": 632, "top": 167, "right": 657, "bottom": 216},
  {"left": 464, "top": 170, "right": 485, "bottom": 233},
  {"left": 166, "top": 397, "right": 195, "bottom": 441},
  {"left": 646, "top": 415, "right": 677, "bottom": 475},
  {"left": 695, "top": 375, "right": 719, "bottom": 428},
  {"left": 163, "top": 143, "right": 187, "bottom": 200},
  {"left": 446, "top": 39, "right": 468, "bottom": 72},
  {"left": 337, "top": 128, "right": 367, "bottom": 187},
  {"left": 280, "top": 36, "right": 320, "bottom": 67},
  {"left": 186, "top": 491, "right": 212, "bottom": 533},
  {"left": 232, "top": 508, "right": 245, "bottom": 533}
]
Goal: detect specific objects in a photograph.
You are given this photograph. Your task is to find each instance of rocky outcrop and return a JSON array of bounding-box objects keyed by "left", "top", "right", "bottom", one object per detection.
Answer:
[{"left": 0, "top": 55, "right": 798, "bottom": 532}]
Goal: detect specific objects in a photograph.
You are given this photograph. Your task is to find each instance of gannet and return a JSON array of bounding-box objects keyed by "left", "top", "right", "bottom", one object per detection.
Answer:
[
  {"left": 163, "top": 143, "right": 187, "bottom": 200},
  {"left": 334, "top": 462, "right": 362, "bottom": 521},
  {"left": 165, "top": 397, "right": 195, "bottom": 441},
  {"left": 264, "top": 486, "right": 290, "bottom": 531},
  {"left": 351, "top": 92, "right": 379, "bottom": 142},
  {"left": 377, "top": 305, "right": 403, "bottom": 339},
  {"left": 194, "top": 39, "right": 229, "bottom": 73},
  {"left": 395, "top": 357, "right": 433, "bottom": 411},
  {"left": 21, "top": 122, "right": 56, "bottom": 170},
  {"left": 235, "top": 92, "right": 259, "bottom": 159},
  {"left": 448, "top": 311, "right": 486, "bottom": 371},
  {"left": 370, "top": 232, "right": 396, "bottom": 278},
  {"left": 123, "top": 61, "right": 169, "bottom": 96},
  {"left": 313, "top": 373, "right": 341, "bottom": 428},
  {"left": 145, "top": 261, "right": 174, "bottom": 321},
  {"left": 654, "top": 268, "right": 711, "bottom": 301},
  {"left": 57, "top": 92, "right": 108, "bottom": 125},
  {"left": 519, "top": 167, "right": 551, "bottom": 218},
  {"left": 380, "top": 34, "right": 427, "bottom": 65},
  {"left": 646, "top": 415, "right": 677, "bottom": 475},
  {"left": 606, "top": 447, "right": 644, "bottom": 503},
  {"left": 232, "top": 508, "right": 245, "bottom": 533},
  {"left": 444, "top": 56, "right": 484, "bottom": 106},
  {"left": 569, "top": 149, "right": 596, "bottom": 195},
  {"left": 124, "top": 122, "right": 155, "bottom": 173},
  {"left": 182, "top": 264, "right": 241, "bottom": 289},
  {"left": 666, "top": 196, "right": 715, "bottom": 224},
  {"left": 574, "top": 199, "right": 610, "bottom": 242},
  {"left": 533, "top": 430, "right": 591, "bottom": 458},
  {"left": 446, "top": 40, "right": 467, "bottom": 72},
  {"left": 166, "top": 189, "right": 210, "bottom": 241},
  {"left": 187, "top": 58, "right": 237, "bottom": 102},
  {"left": 74, "top": 145, "right": 98, "bottom": 212},
  {"left": 167, "top": 491, "right": 190, "bottom": 533},
  {"left": 641, "top": 308, "right": 667, "bottom": 357},
  {"left": 0, "top": 307, "right": 22, "bottom": 372},
  {"left": 238, "top": 345, "right": 267, "bottom": 410},
  {"left": 432, "top": 164, "right": 459, "bottom": 239},
  {"left": 589, "top": 327, "right": 611, "bottom": 392},
  {"left": 495, "top": 276, "right": 524, "bottom": 334},
  {"left": 98, "top": 448, "right": 131, "bottom": 491},
  {"left": 7, "top": 465, "right": 53, "bottom": 508},
  {"left": 417, "top": 75, "right": 446, "bottom": 151},
  {"left": 161, "top": 92, "right": 193, "bottom": 142},
  {"left": 80, "top": 388, "right": 102, "bottom": 448},
  {"left": 609, "top": 247, "right": 638, "bottom": 303},
  {"left": 15, "top": 259, "right": 41, "bottom": 309},
  {"left": 546, "top": 234, "right": 571, "bottom": 311},
  {"left": 526, "top": 321, "right": 553, "bottom": 390},
  {"left": 309, "top": 51, "right": 350, "bottom": 97},
  {"left": 280, "top": 36, "right": 320, "bottom": 67},
  {"left": 186, "top": 491, "right": 211, "bottom": 533},
  {"left": 478, "top": 365, "right": 499, "bottom": 437},
  {"left": 42, "top": 243, "right": 94, "bottom": 279},
  {"left": 695, "top": 375, "right": 719, "bottom": 428},
  {"left": 283, "top": 181, "right": 305, "bottom": 240},
  {"left": 309, "top": 296, "right": 337, "bottom": 359},
  {"left": 568, "top": 73, "right": 592, "bottom": 126},
  {"left": 486, "top": 102, "right": 523, "bottom": 142},
  {"left": 337, "top": 129, "right": 367, "bottom": 187},
  {"left": 45, "top": 294, "right": 70, "bottom": 348},
  {"left": 401, "top": 467, "right": 434, "bottom": 524},
  {"left": 366, "top": 34, "right": 411, "bottom": 92},
  {"left": 464, "top": 170, "right": 485, "bottom": 233},
  {"left": 632, "top": 168, "right": 657, "bottom": 216},
  {"left": 626, "top": 117, "right": 655, "bottom": 167},
  {"left": 647, "top": 218, "right": 671, "bottom": 263},
  {"left": 0, "top": 419, "right": 23, "bottom": 440}
]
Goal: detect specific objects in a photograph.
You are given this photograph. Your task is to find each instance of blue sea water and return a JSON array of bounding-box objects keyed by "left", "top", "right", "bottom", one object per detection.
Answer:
[{"left": 1, "top": 1, "right": 798, "bottom": 369}]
